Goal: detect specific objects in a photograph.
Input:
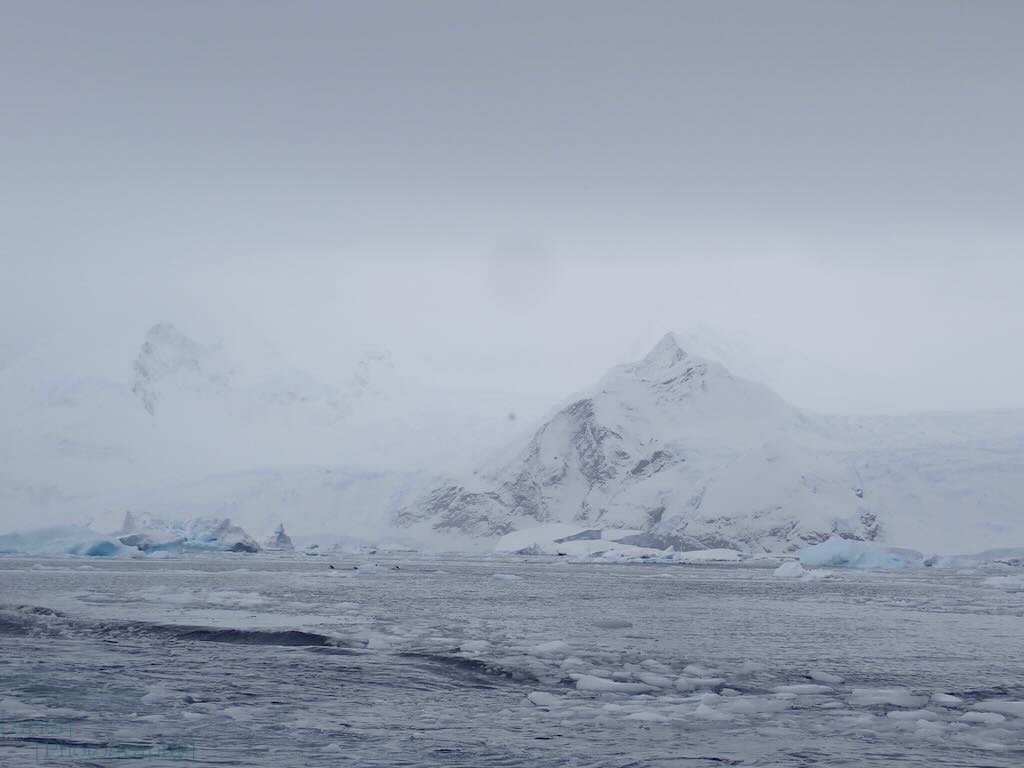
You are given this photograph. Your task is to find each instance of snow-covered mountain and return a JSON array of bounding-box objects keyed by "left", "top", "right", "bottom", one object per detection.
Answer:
[
  {"left": 396, "top": 334, "right": 1024, "bottom": 553},
  {"left": 132, "top": 323, "right": 234, "bottom": 415},
  {"left": 128, "top": 323, "right": 403, "bottom": 434},
  {"left": 3, "top": 326, "right": 1023, "bottom": 554},
  {"left": 0, "top": 324, "right": 464, "bottom": 533}
]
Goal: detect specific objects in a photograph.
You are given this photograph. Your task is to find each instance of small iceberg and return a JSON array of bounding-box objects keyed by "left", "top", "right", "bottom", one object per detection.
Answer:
[
  {"left": 263, "top": 523, "right": 294, "bottom": 551},
  {"left": 773, "top": 560, "right": 830, "bottom": 580}
]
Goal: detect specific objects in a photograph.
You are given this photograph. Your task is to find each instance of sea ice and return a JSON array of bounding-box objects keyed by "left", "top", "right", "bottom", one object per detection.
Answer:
[
  {"left": 808, "top": 670, "right": 844, "bottom": 684},
  {"left": 527, "top": 692, "right": 561, "bottom": 708},
  {"left": 571, "top": 674, "right": 655, "bottom": 694},
  {"left": 886, "top": 709, "right": 940, "bottom": 721},
  {"left": 970, "top": 700, "right": 1024, "bottom": 717},
  {"left": 981, "top": 574, "right": 1024, "bottom": 590},
  {"left": 529, "top": 640, "right": 570, "bottom": 657},
  {"left": 849, "top": 688, "right": 928, "bottom": 707},
  {"left": 961, "top": 711, "right": 1007, "bottom": 724},
  {"left": 772, "top": 684, "right": 833, "bottom": 695}
]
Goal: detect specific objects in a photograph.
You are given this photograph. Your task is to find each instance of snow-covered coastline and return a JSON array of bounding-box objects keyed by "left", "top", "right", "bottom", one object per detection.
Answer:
[{"left": 2, "top": 327, "right": 1024, "bottom": 558}]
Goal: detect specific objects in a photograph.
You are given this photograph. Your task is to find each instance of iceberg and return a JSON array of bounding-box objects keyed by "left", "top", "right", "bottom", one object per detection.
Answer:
[
  {"left": 773, "top": 559, "right": 831, "bottom": 580},
  {"left": 773, "top": 560, "right": 808, "bottom": 579},
  {"left": 263, "top": 523, "right": 294, "bottom": 551},
  {"left": 0, "top": 516, "right": 262, "bottom": 556},
  {"left": 117, "top": 513, "right": 260, "bottom": 553},
  {"left": 799, "top": 535, "right": 922, "bottom": 569},
  {"left": 0, "top": 525, "right": 131, "bottom": 557}
]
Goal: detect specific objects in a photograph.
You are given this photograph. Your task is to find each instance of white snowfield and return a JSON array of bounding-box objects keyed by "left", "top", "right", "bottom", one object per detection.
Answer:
[{"left": 1, "top": 326, "right": 1023, "bottom": 557}]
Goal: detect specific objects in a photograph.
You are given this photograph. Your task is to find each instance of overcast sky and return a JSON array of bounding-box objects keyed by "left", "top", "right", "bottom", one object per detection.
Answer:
[{"left": 2, "top": 1, "right": 1023, "bottom": 414}]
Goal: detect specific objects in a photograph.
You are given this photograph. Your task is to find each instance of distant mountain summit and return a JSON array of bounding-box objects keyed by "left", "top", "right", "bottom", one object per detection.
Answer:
[
  {"left": 396, "top": 333, "right": 877, "bottom": 552},
  {"left": 132, "top": 324, "right": 232, "bottom": 415}
]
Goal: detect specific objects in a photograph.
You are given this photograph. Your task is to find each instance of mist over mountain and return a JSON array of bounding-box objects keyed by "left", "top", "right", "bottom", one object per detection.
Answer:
[
  {"left": 0, "top": 323, "right": 524, "bottom": 535},
  {"left": 1, "top": 325, "right": 1022, "bottom": 553}
]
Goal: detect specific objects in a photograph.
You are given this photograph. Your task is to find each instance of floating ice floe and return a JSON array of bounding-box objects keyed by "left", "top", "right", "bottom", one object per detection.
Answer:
[
  {"left": 457, "top": 631, "right": 1024, "bottom": 753},
  {"left": 800, "top": 535, "right": 923, "bottom": 569},
  {"left": 848, "top": 687, "right": 928, "bottom": 708}
]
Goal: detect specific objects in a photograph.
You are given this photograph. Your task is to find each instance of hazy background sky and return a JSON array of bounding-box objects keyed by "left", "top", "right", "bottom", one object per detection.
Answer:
[{"left": 2, "top": 1, "right": 1023, "bottom": 415}]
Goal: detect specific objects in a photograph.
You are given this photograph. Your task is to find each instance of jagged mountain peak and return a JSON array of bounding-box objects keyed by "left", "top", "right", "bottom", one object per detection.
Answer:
[
  {"left": 620, "top": 331, "right": 736, "bottom": 386},
  {"left": 640, "top": 332, "right": 690, "bottom": 369}
]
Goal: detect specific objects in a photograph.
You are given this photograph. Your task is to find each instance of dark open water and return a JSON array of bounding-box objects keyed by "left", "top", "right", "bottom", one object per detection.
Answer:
[{"left": 1, "top": 554, "right": 1022, "bottom": 766}]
